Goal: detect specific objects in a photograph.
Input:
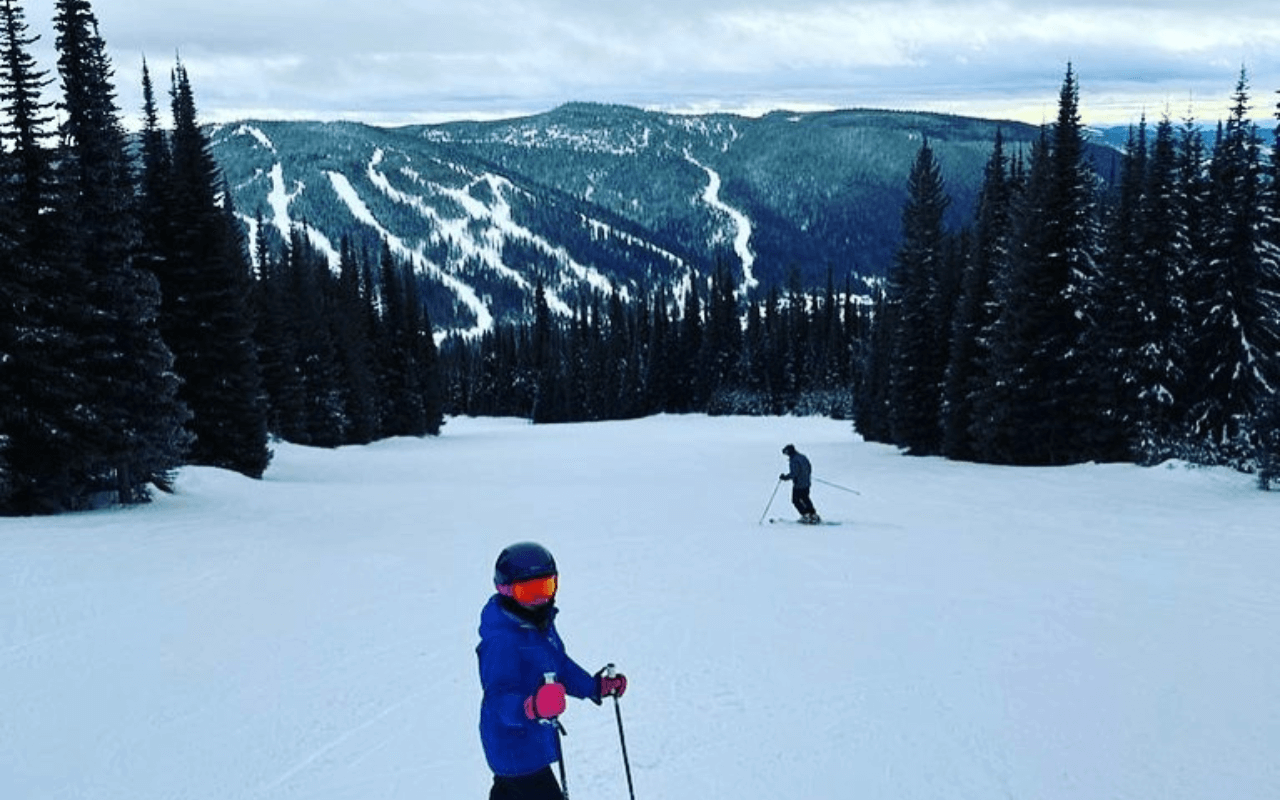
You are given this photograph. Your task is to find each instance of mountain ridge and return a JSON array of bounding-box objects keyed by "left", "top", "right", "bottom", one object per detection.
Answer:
[{"left": 208, "top": 103, "right": 1120, "bottom": 338}]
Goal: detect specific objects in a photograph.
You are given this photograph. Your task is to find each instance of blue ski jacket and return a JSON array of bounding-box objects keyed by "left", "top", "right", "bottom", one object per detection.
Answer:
[{"left": 476, "top": 594, "right": 597, "bottom": 777}]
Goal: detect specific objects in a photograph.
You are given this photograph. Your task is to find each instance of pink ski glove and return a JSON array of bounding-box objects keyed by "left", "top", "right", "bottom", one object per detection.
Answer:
[
  {"left": 523, "top": 681, "right": 567, "bottom": 720},
  {"left": 595, "top": 666, "right": 627, "bottom": 700},
  {"left": 599, "top": 672, "right": 627, "bottom": 699}
]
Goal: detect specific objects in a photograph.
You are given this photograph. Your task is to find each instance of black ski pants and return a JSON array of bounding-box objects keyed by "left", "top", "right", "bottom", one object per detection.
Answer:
[
  {"left": 791, "top": 485, "right": 817, "bottom": 516},
  {"left": 490, "top": 766, "right": 564, "bottom": 800}
]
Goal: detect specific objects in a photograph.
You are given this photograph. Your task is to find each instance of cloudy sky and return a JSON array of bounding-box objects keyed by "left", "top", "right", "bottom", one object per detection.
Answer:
[{"left": 26, "top": 0, "right": 1280, "bottom": 128}]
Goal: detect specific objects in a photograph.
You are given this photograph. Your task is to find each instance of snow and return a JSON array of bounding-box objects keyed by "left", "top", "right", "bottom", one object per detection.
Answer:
[
  {"left": 333, "top": 148, "right": 636, "bottom": 338},
  {"left": 233, "top": 124, "right": 278, "bottom": 154},
  {"left": 685, "top": 153, "right": 759, "bottom": 294},
  {"left": 265, "top": 162, "right": 340, "bottom": 267},
  {"left": 2, "top": 415, "right": 1277, "bottom": 800},
  {"left": 327, "top": 164, "right": 493, "bottom": 341}
]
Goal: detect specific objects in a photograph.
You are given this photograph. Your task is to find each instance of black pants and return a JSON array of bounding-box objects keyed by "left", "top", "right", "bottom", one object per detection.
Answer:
[
  {"left": 490, "top": 766, "right": 564, "bottom": 800},
  {"left": 791, "top": 485, "right": 817, "bottom": 516}
]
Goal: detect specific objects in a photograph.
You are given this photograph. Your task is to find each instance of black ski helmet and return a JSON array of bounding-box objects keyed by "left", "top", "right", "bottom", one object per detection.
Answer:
[
  {"left": 494, "top": 541, "right": 557, "bottom": 586},
  {"left": 782, "top": 444, "right": 796, "bottom": 456}
]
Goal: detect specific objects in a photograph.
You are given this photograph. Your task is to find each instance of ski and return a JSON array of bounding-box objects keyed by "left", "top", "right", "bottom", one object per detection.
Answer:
[{"left": 767, "top": 517, "right": 842, "bottom": 526}]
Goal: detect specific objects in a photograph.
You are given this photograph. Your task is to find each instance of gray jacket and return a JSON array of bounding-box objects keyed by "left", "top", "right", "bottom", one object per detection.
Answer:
[{"left": 784, "top": 451, "right": 812, "bottom": 489}]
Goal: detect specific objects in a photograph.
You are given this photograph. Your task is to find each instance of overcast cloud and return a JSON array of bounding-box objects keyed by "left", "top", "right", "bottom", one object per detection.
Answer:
[{"left": 26, "top": 1, "right": 1280, "bottom": 127}]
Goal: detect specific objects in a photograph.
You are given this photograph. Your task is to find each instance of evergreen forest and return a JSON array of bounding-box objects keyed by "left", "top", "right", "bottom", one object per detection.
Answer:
[
  {"left": 1, "top": 0, "right": 441, "bottom": 514},
  {"left": 3, "top": 1, "right": 1279, "bottom": 517}
]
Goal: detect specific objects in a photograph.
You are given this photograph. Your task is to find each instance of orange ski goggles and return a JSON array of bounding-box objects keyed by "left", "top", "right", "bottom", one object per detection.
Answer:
[{"left": 501, "top": 574, "right": 558, "bottom": 606}]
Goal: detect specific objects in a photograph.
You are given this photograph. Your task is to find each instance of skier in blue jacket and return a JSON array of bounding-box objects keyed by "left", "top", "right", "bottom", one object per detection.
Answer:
[{"left": 477, "top": 541, "right": 627, "bottom": 800}]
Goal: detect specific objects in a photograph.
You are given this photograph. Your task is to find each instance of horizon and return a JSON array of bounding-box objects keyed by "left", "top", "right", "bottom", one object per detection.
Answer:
[
  {"left": 215, "top": 97, "right": 1280, "bottom": 127},
  {"left": 22, "top": 1, "right": 1280, "bottom": 134}
]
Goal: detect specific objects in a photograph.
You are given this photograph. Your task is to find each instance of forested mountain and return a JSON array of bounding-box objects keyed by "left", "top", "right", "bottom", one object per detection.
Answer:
[
  {"left": 6, "top": 0, "right": 1276, "bottom": 516},
  {"left": 208, "top": 105, "right": 1121, "bottom": 337}
]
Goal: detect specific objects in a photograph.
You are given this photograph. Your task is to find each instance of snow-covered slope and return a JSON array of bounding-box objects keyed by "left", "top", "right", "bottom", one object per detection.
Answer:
[
  {"left": 3, "top": 415, "right": 1274, "bottom": 800},
  {"left": 210, "top": 106, "right": 1100, "bottom": 337}
]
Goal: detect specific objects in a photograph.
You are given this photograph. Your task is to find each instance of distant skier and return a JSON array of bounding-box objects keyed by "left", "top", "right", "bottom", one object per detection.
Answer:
[
  {"left": 477, "top": 541, "right": 628, "bottom": 800},
  {"left": 780, "top": 444, "right": 821, "bottom": 524}
]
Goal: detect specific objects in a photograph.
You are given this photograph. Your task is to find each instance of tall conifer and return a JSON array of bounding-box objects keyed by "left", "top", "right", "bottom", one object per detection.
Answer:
[
  {"left": 887, "top": 138, "right": 950, "bottom": 455},
  {"left": 1187, "top": 70, "right": 1280, "bottom": 455},
  {"left": 151, "top": 61, "right": 269, "bottom": 476},
  {"left": 943, "top": 131, "right": 1011, "bottom": 461},
  {"left": 43, "top": 0, "right": 187, "bottom": 508}
]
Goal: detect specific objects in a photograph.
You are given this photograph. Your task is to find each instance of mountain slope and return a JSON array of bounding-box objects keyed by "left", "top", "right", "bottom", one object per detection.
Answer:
[
  {"left": 209, "top": 105, "right": 1117, "bottom": 337},
  {"left": 2, "top": 415, "right": 1276, "bottom": 800}
]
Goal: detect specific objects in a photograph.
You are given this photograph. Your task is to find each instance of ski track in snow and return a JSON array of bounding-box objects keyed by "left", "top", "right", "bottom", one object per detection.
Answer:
[
  {"left": 377, "top": 155, "right": 573, "bottom": 318},
  {"left": 326, "top": 168, "right": 493, "bottom": 341},
  {"left": 266, "top": 162, "right": 340, "bottom": 267},
  {"left": 1, "top": 416, "right": 1278, "bottom": 800},
  {"left": 686, "top": 153, "right": 757, "bottom": 294},
  {"left": 332, "top": 147, "right": 644, "bottom": 337},
  {"left": 222, "top": 127, "right": 695, "bottom": 335},
  {"left": 233, "top": 124, "right": 277, "bottom": 154}
]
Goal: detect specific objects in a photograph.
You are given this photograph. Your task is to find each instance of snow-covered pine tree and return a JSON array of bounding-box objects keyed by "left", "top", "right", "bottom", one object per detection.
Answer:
[
  {"left": 1128, "top": 116, "right": 1193, "bottom": 462},
  {"left": 1085, "top": 119, "right": 1150, "bottom": 462},
  {"left": 1186, "top": 69, "right": 1280, "bottom": 464}
]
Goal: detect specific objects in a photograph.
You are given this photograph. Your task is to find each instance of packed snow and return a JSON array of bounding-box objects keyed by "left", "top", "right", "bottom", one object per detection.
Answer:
[
  {"left": 685, "top": 153, "right": 758, "bottom": 294},
  {"left": 2, "top": 415, "right": 1277, "bottom": 800}
]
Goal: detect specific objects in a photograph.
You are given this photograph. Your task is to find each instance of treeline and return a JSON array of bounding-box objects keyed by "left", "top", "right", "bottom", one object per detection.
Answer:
[
  {"left": 440, "top": 262, "right": 870, "bottom": 423},
  {"left": 856, "top": 66, "right": 1280, "bottom": 487},
  {"left": 1, "top": 0, "right": 442, "bottom": 514}
]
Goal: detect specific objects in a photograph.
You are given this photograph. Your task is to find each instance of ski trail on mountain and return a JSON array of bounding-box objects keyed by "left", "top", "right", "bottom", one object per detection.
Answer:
[
  {"left": 685, "top": 153, "right": 758, "bottom": 294},
  {"left": 247, "top": 123, "right": 339, "bottom": 266},
  {"left": 327, "top": 169, "right": 493, "bottom": 340}
]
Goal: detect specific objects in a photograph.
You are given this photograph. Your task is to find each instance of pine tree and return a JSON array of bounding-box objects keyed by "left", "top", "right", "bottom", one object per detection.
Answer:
[
  {"left": 374, "top": 245, "right": 441, "bottom": 435},
  {"left": 1, "top": 0, "right": 53, "bottom": 241},
  {"left": 976, "top": 131, "right": 1049, "bottom": 464},
  {"left": 887, "top": 138, "right": 950, "bottom": 455},
  {"left": 1258, "top": 394, "right": 1280, "bottom": 490},
  {"left": 672, "top": 273, "right": 703, "bottom": 412},
  {"left": 284, "top": 227, "right": 345, "bottom": 446},
  {"left": 254, "top": 233, "right": 308, "bottom": 441},
  {"left": 702, "top": 257, "right": 742, "bottom": 406},
  {"left": 1086, "top": 119, "right": 1151, "bottom": 461},
  {"left": 529, "top": 276, "right": 557, "bottom": 422},
  {"left": 150, "top": 61, "right": 269, "bottom": 476},
  {"left": 1187, "top": 70, "right": 1280, "bottom": 458},
  {"left": 332, "top": 238, "right": 381, "bottom": 443},
  {"left": 643, "top": 286, "right": 673, "bottom": 414},
  {"left": 1128, "top": 116, "right": 1192, "bottom": 461},
  {"left": 0, "top": 0, "right": 58, "bottom": 509},
  {"left": 853, "top": 285, "right": 897, "bottom": 443},
  {"left": 943, "top": 131, "right": 1012, "bottom": 461},
  {"left": 39, "top": 0, "right": 189, "bottom": 509},
  {"left": 982, "top": 66, "right": 1103, "bottom": 465}
]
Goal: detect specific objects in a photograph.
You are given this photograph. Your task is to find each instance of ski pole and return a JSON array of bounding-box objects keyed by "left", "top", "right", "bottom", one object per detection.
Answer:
[
  {"left": 554, "top": 721, "right": 569, "bottom": 799},
  {"left": 605, "top": 664, "right": 636, "bottom": 800},
  {"left": 814, "top": 477, "right": 861, "bottom": 496},
  {"left": 758, "top": 478, "right": 783, "bottom": 525},
  {"left": 544, "top": 672, "right": 570, "bottom": 799}
]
